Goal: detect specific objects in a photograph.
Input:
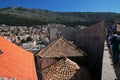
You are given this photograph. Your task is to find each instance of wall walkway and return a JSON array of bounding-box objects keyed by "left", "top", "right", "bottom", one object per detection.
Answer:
[{"left": 102, "top": 41, "right": 117, "bottom": 80}]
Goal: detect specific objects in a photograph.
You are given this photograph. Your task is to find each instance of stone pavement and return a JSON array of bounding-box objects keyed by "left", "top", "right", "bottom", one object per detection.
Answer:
[{"left": 102, "top": 41, "right": 117, "bottom": 80}]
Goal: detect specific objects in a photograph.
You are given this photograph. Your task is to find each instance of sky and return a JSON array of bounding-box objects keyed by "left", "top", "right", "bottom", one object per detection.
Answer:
[{"left": 0, "top": 0, "right": 120, "bottom": 13}]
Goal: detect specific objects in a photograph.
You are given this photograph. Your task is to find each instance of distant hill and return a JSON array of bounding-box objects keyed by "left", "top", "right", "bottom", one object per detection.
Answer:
[{"left": 0, "top": 7, "right": 120, "bottom": 27}]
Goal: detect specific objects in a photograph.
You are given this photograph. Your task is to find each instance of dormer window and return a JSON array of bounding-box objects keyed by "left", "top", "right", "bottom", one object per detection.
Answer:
[{"left": 0, "top": 49, "right": 3, "bottom": 55}]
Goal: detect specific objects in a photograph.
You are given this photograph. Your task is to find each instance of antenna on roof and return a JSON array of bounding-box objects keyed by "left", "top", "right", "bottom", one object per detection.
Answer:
[{"left": 60, "top": 33, "right": 63, "bottom": 38}]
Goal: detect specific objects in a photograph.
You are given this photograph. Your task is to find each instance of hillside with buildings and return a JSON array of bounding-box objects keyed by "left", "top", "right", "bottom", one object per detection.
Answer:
[{"left": 0, "top": 7, "right": 120, "bottom": 26}]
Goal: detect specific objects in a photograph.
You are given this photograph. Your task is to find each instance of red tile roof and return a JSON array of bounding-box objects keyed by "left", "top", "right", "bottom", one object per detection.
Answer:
[
  {"left": 38, "top": 37, "right": 84, "bottom": 58},
  {"left": 0, "top": 36, "right": 37, "bottom": 80},
  {"left": 42, "top": 58, "right": 90, "bottom": 80}
]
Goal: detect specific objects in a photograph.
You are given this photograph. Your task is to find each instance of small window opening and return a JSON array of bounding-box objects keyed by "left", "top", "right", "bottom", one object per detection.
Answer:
[{"left": 0, "top": 49, "right": 3, "bottom": 55}]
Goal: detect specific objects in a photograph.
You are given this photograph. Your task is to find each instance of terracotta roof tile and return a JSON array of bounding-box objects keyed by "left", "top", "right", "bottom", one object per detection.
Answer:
[
  {"left": 42, "top": 58, "right": 90, "bottom": 80},
  {"left": 38, "top": 37, "right": 84, "bottom": 58},
  {"left": 0, "top": 36, "right": 37, "bottom": 80}
]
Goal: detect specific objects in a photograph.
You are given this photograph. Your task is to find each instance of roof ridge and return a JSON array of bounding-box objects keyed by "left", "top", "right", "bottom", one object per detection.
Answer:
[
  {"left": 61, "top": 37, "right": 84, "bottom": 53},
  {"left": 39, "top": 38, "right": 60, "bottom": 57},
  {"left": 38, "top": 37, "right": 84, "bottom": 58},
  {"left": 43, "top": 37, "right": 66, "bottom": 57}
]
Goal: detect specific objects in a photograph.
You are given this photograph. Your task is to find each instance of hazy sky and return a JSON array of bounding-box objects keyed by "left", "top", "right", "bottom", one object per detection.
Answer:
[{"left": 0, "top": 0, "right": 120, "bottom": 12}]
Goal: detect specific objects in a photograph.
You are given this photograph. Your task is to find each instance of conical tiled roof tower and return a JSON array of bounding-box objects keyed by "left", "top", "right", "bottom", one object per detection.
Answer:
[
  {"left": 0, "top": 36, "right": 37, "bottom": 80},
  {"left": 37, "top": 37, "right": 89, "bottom": 80},
  {"left": 42, "top": 58, "right": 90, "bottom": 80}
]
